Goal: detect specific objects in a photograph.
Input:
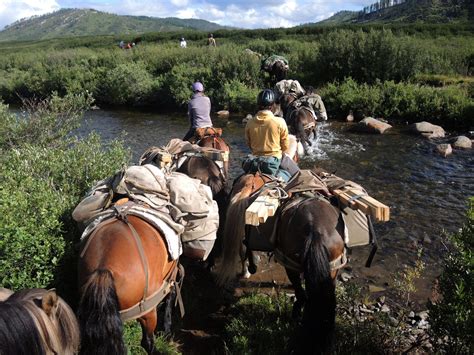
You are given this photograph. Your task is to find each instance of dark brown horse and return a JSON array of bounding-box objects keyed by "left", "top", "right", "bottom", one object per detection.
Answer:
[
  {"left": 217, "top": 172, "right": 346, "bottom": 353},
  {"left": 196, "top": 131, "right": 231, "bottom": 180},
  {"left": 280, "top": 93, "right": 316, "bottom": 154},
  {"left": 77, "top": 215, "right": 180, "bottom": 354},
  {"left": 271, "top": 60, "right": 289, "bottom": 82}
]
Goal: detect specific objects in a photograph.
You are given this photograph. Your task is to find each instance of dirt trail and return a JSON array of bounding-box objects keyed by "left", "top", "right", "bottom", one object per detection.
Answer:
[{"left": 173, "top": 256, "right": 293, "bottom": 354}]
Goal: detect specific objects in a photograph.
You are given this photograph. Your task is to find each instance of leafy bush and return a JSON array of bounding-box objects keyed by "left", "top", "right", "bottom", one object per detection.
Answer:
[
  {"left": 429, "top": 198, "right": 473, "bottom": 354},
  {"left": 321, "top": 78, "right": 474, "bottom": 128},
  {"left": 98, "top": 62, "right": 158, "bottom": 106},
  {"left": 0, "top": 94, "right": 130, "bottom": 290}
]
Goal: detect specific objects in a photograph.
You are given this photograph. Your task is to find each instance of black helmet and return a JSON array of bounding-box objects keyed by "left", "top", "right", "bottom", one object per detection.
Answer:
[{"left": 257, "top": 89, "right": 276, "bottom": 107}]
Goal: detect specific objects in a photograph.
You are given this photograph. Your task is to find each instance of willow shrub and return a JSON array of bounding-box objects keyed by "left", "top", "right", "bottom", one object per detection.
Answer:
[
  {"left": 0, "top": 94, "right": 130, "bottom": 290},
  {"left": 316, "top": 29, "right": 473, "bottom": 84},
  {"left": 321, "top": 78, "right": 474, "bottom": 129},
  {"left": 429, "top": 199, "right": 474, "bottom": 354}
]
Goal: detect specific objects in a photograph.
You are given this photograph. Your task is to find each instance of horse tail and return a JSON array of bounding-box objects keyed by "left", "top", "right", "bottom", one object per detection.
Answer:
[
  {"left": 216, "top": 186, "right": 252, "bottom": 286},
  {"left": 302, "top": 229, "right": 336, "bottom": 353},
  {"left": 208, "top": 174, "right": 224, "bottom": 197},
  {"left": 77, "top": 269, "right": 126, "bottom": 355}
]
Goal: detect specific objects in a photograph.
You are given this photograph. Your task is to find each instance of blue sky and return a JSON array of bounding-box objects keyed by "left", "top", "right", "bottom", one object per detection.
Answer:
[{"left": 0, "top": 0, "right": 373, "bottom": 30}]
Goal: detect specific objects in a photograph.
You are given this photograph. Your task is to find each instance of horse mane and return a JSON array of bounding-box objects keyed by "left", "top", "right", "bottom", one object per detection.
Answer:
[
  {"left": 0, "top": 301, "right": 45, "bottom": 355},
  {"left": 1, "top": 288, "right": 80, "bottom": 355}
]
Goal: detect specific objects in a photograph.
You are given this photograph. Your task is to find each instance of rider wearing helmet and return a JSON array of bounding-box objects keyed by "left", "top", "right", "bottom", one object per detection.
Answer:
[
  {"left": 183, "top": 81, "right": 213, "bottom": 141},
  {"left": 244, "top": 89, "right": 298, "bottom": 180}
]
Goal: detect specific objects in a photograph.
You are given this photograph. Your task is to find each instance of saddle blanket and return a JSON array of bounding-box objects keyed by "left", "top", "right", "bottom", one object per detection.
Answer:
[{"left": 80, "top": 202, "right": 183, "bottom": 260}]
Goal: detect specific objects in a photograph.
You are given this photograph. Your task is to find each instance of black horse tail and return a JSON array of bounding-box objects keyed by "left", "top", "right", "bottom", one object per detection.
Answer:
[
  {"left": 77, "top": 269, "right": 126, "bottom": 355},
  {"left": 302, "top": 230, "right": 336, "bottom": 353}
]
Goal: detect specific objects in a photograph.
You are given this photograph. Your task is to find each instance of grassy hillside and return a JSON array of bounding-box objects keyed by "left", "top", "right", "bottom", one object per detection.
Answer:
[{"left": 0, "top": 8, "right": 229, "bottom": 42}]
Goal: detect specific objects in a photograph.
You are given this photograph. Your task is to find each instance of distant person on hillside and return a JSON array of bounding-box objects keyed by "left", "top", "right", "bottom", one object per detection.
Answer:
[
  {"left": 180, "top": 37, "right": 187, "bottom": 48},
  {"left": 208, "top": 33, "right": 216, "bottom": 47},
  {"left": 119, "top": 40, "right": 125, "bottom": 49},
  {"left": 183, "top": 81, "right": 213, "bottom": 141}
]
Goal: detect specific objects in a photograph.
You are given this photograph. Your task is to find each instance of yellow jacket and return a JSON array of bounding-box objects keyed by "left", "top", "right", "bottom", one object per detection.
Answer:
[{"left": 245, "top": 110, "right": 289, "bottom": 159}]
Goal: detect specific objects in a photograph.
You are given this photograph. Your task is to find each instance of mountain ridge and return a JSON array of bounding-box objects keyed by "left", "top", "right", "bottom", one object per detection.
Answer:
[{"left": 0, "top": 8, "right": 231, "bottom": 42}]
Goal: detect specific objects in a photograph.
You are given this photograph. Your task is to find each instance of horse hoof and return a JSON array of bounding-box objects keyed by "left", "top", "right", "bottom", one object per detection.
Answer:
[
  {"left": 241, "top": 271, "right": 251, "bottom": 279},
  {"left": 248, "top": 264, "right": 257, "bottom": 274}
]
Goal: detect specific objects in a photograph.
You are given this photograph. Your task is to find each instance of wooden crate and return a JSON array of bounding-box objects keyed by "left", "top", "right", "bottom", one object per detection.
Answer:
[
  {"left": 202, "top": 150, "right": 229, "bottom": 162},
  {"left": 245, "top": 195, "right": 280, "bottom": 226},
  {"left": 333, "top": 188, "right": 390, "bottom": 222}
]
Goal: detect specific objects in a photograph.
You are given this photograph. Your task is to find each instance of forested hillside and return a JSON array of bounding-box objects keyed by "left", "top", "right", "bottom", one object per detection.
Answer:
[
  {"left": 318, "top": 0, "right": 473, "bottom": 25},
  {"left": 0, "top": 8, "right": 229, "bottom": 42}
]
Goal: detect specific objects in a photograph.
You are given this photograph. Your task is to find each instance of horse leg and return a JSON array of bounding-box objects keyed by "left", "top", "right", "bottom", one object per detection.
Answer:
[
  {"left": 286, "top": 268, "right": 306, "bottom": 321},
  {"left": 163, "top": 288, "right": 176, "bottom": 334},
  {"left": 239, "top": 243, "right": 251, "bottom": 279},
  {"left": 138, "top": 310, "right": 158, "bottom": 354},
  {"left": 246, "top": 249, "right": 259, "bottom": 275}
]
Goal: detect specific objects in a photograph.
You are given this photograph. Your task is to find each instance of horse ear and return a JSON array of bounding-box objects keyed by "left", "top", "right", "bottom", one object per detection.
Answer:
[{"left": 41, "top": 290, "right": 59, "bottom": 316}]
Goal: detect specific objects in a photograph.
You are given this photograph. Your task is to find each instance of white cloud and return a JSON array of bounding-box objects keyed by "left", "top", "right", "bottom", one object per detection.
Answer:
[
  {"left": 0, "top": 0, "right": 60, "bottom": 29},
  {"left": 0, "top": 0, "right": 375, "bottom": 30},
  {"left": 171, "top": 0, "right": 189, "bottom": 7}
]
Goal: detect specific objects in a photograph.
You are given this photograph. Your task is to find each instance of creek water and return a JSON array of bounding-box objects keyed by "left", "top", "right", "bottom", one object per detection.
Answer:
[{"left": 79, "top": 108, "right": 473, "bottom": 305}]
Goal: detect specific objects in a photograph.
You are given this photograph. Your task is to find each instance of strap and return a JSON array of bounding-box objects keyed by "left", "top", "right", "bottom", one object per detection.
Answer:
[
  {"left": 275, "top": 247, "right": 347, "bottom": 272},
  {"left": 122, "top": 217, "right": 149, "bottom": 307}
]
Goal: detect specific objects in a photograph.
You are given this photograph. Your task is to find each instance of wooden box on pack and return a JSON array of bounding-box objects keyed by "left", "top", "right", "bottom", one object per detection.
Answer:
[
  {"left": 245, "top": 195, "right": 280, "bottom": 226},
  {"left": 333, "top": 187, "right": 390, "bottom": 222},
  {"left": 202, "top": 150, "right": 229, "bottom": 162}
]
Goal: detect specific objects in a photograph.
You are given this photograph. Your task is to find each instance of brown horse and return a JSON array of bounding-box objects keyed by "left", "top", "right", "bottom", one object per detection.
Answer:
[
  {"left": 0, "top": 287, "right": 80, "bottom": 355},
  {"left": 77, "top": 215, "right": 180, "bottom": 354},
  {"left": 196, "top": 131, "right": 231, "bottom": 180},
  {"left": 280, "top": 93, "right": 316, "bottom": 154},
  {"left": 217, "top": 172, "right": 346, "bottom": 353}
]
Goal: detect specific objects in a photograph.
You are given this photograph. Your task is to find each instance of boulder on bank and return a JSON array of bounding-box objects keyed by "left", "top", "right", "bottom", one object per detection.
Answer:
[
  {"left": 410, "top": 121, "right": 445, "bottom": 139},
  {"left": 453, "top": 136, "right": 472, "bottom": 149},
  {"left": 348, "top": 117, "right": 392, "bottom": 134},
  {"left": 217, "top": 110, "right": 230, "bottom": 118},
  {"left": 346, "top": 111, "right": 354, "bottom": 122},
  {"left": 436, "top": 143, "right": 452, "bottom": 157}
]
